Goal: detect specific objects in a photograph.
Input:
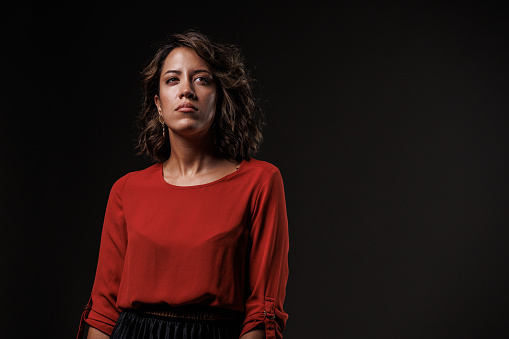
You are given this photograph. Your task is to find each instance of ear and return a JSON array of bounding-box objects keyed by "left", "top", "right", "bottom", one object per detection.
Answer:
[{"left": 154, "top": 95, "right": 162, "bottom": 114}]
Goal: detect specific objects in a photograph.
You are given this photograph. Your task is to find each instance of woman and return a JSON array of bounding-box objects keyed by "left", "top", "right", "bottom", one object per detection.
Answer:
[{"left": 77, "top": 32, "right": 289, "bottom": 339}]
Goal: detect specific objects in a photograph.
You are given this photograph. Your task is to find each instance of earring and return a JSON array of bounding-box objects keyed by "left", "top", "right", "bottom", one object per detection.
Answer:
[{"left": 159, "top": 115, "right": 165, "bottom": 138}]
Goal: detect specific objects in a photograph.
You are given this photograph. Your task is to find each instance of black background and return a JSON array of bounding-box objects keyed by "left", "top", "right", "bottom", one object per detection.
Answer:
[{"left": 1, "top": 2, "right": 508, "bottom": 338}]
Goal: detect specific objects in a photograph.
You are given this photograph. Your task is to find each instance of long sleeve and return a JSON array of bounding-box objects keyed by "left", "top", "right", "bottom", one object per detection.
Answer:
[
  {"left": 240, "top": 168, "right": 289, "bottom": 339},
  {"left": 84, "top": 174, "right": 129, "bottom": 335}
]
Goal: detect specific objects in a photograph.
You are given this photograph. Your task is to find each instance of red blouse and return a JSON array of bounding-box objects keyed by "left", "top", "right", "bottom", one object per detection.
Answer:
[{"left": 83, "top": 159, "right": 289, "bottom": 339}]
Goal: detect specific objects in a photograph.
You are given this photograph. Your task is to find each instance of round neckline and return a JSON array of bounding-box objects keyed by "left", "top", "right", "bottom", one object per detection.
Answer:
[{"left": 158, "top": 159, "right": 246, "bottom": 190}]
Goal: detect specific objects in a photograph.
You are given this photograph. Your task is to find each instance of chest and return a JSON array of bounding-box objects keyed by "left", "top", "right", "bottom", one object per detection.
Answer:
[{"left": 121, "top": 185, "right": 253, "bottom": 250}]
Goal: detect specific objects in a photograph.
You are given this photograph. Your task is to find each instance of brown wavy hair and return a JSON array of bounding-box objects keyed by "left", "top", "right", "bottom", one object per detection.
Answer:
[{"left": 136, "top": 31, "right": 263, "bottom": 162}]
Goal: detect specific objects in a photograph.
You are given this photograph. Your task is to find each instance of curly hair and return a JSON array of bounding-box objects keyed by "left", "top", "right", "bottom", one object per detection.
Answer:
[{"left": 136, "top": 31, "right": 263, "bottom": 163}]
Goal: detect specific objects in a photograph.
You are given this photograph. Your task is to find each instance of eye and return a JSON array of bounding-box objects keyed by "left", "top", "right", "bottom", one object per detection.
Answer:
[
  {"left": 165, "top": 77, "right": 179, "bottom": 84},
  {"left": 195, "top": 76, "right": 211, "bottom": 84}
]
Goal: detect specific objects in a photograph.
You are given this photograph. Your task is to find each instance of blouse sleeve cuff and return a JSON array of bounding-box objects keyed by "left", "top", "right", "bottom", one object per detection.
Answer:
[
  {"left": 241, "top": 298, "right": 285, "bottom": 339},
  {"left": 84, "top": 308, "right": 117, "bottom": 336}
]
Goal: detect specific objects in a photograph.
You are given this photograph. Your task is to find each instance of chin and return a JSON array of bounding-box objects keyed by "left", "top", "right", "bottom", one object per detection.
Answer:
[{"left": 171, "top": 124, "right": 213, "bottom": 138}]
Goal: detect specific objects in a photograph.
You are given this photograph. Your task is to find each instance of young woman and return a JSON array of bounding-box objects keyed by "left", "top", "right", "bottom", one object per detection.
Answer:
[{"left": 78, "top": 32, "right": 289, "bottom": 339}]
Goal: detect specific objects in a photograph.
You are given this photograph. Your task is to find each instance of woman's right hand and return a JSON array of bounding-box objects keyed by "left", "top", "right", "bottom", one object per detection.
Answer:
[{"left": 87, "top": 326, "right": 110, "bottom": 339}]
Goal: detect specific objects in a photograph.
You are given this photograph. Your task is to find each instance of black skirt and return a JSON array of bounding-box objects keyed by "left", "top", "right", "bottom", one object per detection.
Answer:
[{"left": 110, "top": 308, "right": 244, "bottom": 339}]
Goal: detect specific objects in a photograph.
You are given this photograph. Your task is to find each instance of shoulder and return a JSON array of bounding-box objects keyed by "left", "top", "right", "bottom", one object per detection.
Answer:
[
  {"left": 110, "top": 163, "right": 161, "bottom": 194},
  {"left": 243, "top": 159, "right": 287, "bottom": 209},
  {"left": 126, "top": 162, "right": 161, "bottom": 180},
  {"left": 243, "top": 158, "right": 281, "bottom": 177},
  {"left": 240, "top": 158, "right": 284, "bottom": 188}
]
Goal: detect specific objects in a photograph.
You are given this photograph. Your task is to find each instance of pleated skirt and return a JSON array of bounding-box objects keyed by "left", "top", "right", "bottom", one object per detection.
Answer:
[{"left": 110, "top": 310, "right": 243, "bottom": 339}]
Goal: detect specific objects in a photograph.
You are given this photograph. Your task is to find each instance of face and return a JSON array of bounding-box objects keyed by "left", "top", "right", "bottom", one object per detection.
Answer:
[{"left": 155, "top": 47, "right": 217, "bottom": 139}]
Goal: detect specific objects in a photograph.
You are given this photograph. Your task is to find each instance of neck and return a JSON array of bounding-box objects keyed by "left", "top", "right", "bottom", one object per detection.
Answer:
[{"left": 165, "top": 130, "right": 220, "bottom": 176}]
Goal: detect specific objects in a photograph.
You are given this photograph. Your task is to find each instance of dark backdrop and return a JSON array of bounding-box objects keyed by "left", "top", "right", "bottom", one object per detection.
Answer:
[{"left": 2, "top": 2, "right": 508, "bottom": 338}]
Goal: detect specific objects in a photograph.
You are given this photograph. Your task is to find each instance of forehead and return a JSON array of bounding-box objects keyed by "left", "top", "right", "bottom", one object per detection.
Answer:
[{"left": 162, "top": 47, "right": 211, "bottom": 71}]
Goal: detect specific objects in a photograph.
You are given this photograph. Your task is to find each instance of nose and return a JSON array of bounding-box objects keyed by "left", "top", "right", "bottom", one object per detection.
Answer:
[{"left": 179, "top": 81, "right": 196, "bottom": 99}]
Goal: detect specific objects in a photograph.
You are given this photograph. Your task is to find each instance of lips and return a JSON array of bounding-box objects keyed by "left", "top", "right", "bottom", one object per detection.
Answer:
[{"left": 176, "top": 102, "right": 198, "bottom": 112}]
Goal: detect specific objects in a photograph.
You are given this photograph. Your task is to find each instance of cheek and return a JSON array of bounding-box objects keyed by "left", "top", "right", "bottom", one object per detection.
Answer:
[
  {"left": 210, "top": 94, "right": 218, "bottom": 112},
  {"left": 211, "top": 89, "right": 219, "bottom": 109},
  {"left": 204, "top": 90, "right": 218, "bottom": 117},
  {"left": 159, "top": 87, "right": 177, "bottom": 107}
]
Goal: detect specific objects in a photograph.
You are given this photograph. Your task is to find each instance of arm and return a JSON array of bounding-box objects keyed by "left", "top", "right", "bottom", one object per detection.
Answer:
[
  {"left": 240, "top": 329, "right": 265, "bottom": 339},
  {"left": 84, "top": 175, "right": 129, "bottom": 335},
  {"left": 87, "top": 326, "right": 110, "bottom": 339},
  {"left": 240, "top": 168, "right": 289, "bottom": 339}
]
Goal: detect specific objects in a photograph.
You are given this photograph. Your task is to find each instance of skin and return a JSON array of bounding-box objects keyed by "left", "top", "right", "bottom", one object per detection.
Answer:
[
  {"left": 87, "top": 327, "right": 108, "bottom": 339},
  {"left": 154, "top": 47, "right": 240, "bottom": 186},
  {"left": 87, "top": 47, "right": 264, "bottom": 338}
]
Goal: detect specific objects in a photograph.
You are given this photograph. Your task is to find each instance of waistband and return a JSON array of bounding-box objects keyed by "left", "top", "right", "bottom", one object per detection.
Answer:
[{"left": 136, "top": 304, "right": 245, "bottom": 321}]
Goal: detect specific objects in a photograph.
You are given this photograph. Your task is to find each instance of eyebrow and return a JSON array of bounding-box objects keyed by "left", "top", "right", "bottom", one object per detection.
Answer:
[{"left": 163, "top": 69, "right": 212, "bottom": 76}]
